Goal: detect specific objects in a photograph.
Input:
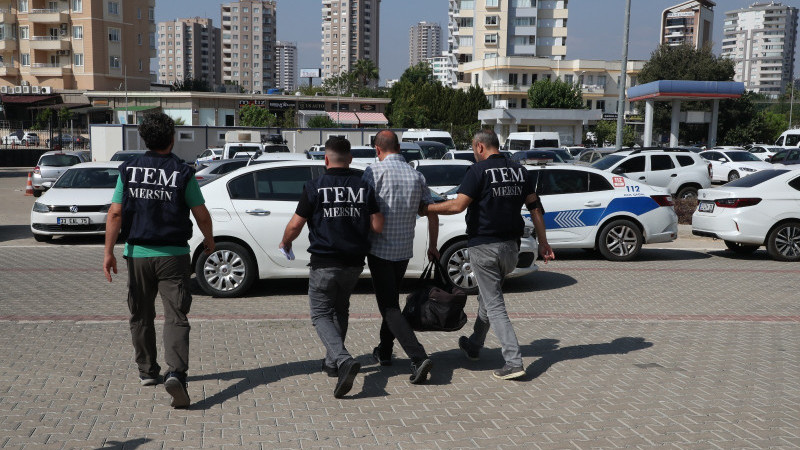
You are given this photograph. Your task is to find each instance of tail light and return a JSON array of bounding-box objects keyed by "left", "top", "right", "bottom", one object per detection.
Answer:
[
  {"left": 651, "top": 195, "right": 674, "bottom": 207},
  {"left": 33, "top": 165, "right": 40, "bottom": 174},
  {"left": 707, "top": 163, "right": 712, "bottom": 178},
  {"left": 195, "top": 176, "right": 204, "bottom": 181},
  {"left": 714, "top": 198, "right": 761, "bottom": 208}
]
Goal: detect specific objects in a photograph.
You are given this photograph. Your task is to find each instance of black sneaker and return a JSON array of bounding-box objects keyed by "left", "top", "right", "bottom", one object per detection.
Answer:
[
  {"left": 321, "top": 360, "right": 337, "bottom": 378},
  {"left": 493, "top": 364, "right": 525, "bottom": 380},
  {"left": 409, "top": 359, "right": 433, "bottom": 385},
  {"left": 334, "top": 358, "right": 360, "bottom": 399},
  {"left": 164, "top": 372, "right": 190, "bottom": 408},
  {"left": 139, "top": 374, "right": 162, "bottom": 386},
  {"left": 458, "top": 336, "right": 480, "bottom": 361},
  {"left": 372, "top": 346, "right": 392, "bottom": 366}
]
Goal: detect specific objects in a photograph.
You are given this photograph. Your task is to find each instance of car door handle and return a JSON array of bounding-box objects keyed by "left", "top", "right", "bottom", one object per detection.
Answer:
[
  {"left": 670, "top": 174, "right": 678, "bottom": 177},
  {"left": 638, "top": 176, "right": 646, "bottom": 180},
  {"left": 584, "top": 201, "right": 601, "bottom": 208},
  {"left": 245, "top": 209, "right": 270, "bottom": 216}
]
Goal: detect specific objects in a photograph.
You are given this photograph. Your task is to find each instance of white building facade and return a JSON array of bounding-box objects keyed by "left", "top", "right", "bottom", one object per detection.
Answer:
[
  {"left": 220, "top": 0, "right": 277, "bottom": 93},
  {"left": 321, "top": 0, "right": 380, "bottom": 82},
  {"left": 427, "top": 52, "right": 458, "bottom": 87},
  {"left": 275, "top": 41, "right": 298, "bottom": 91},
  {"left": 409, "top": 22, "right": 442, "bottom": 67},
  {"left": 660, "top": 0, "right": 715, "bottom": 49}
]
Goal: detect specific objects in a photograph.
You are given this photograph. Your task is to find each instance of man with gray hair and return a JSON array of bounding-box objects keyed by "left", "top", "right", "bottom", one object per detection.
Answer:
[{"left": 424, "top": 128, "right": 554, "bottom": 380}]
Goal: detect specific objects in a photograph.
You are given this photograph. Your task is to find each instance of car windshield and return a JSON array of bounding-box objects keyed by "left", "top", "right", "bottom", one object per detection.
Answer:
[
  {"left": 418, "top": 144, "right": 447, "bottom": 159},
  {"left": 512, "top": 151, "right": 563, "bottom": 163},
  {"left": 424, "top": 137, "right": 455, "bottom": 149},
  {"left": 211, "top": 161, "right": 249, "bottom": 174},
  {"left": 453, "top": 153, "right": 476, "bottom": 162},
  {"left": 552, "top": 149, "right": 573, "bottom": 161},
  {"left": 263, "top": 145, "right": 289, "bottom": 153},
  {"left": 724, "top": 170, "right": 789, "bottom": 187},
  {"left": 53, "top": 168, "right": 119, "bottom": 188},
  {"left": 507, "top": 139, "right": 531, "bottom": 151},
  {"left": 230, "top": 145, "right": 262, "bottom": 157},
  {"left": 591, "top": 154, "right": 626, "bottom": 170},
  {"left": 39, "top": 154, "right": 82, "bottom": 167},
  {"left": 401, "top": 149, "right": 423, "bottom": 162},
  {"left": 110, "top": 152, "right": 144, "bottom": 161},
  {"left": 533, "top": 139, "right": 559, "bottom": 148},
  {"left": 725, "top": 151, "right": 761, "bottom": 162},
  {"left": 351, "top": 148, "right": 376, "bottom": 158},
  {"left": 416, "top": 165, "right": 471, "bottom": 187}
]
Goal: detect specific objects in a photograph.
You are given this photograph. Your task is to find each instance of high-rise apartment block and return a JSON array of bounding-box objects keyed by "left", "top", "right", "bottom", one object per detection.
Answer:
[
  {"left": 722, "top": 2, "right": 798, "bottom": 97},
  {"left": 660, "top": 1, "right": 715, "bottom": 49},
  {"left": 220, "top": 0, "right": 277, "bottom": 93},
  {"left": 427, "top": 51, "right": 457, "bottom": 87},
  {"left": 321, "top": 0, "right": 380, "bottom": 80},
  {"left": 275, "top": 41, "right": 297, "bottom": 91},
  {"left": 409, "top": 22, "right": 442, "bottom": 67},
  {"left": 0, "top": 0, "right": 155, "bottom": 91},
  {"left": 448, "top": 0, "right": 568, "bottom": 86},
  {"left": 157, "top": 18, "right": 221, "bottom": 87}
]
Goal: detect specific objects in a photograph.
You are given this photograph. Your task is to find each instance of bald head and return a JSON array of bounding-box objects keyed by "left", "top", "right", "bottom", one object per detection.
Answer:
[{"left": 374, "top": 130, "right": 399, "bottom": 154}]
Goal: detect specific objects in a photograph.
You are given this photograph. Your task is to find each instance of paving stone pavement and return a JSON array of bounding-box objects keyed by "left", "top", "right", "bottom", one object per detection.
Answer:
[{"left": 1, "top": 243, "right": 799, "bottom": 449}]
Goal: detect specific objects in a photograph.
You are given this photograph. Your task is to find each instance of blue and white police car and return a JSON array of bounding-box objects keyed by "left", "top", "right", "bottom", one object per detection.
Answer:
[{"left": 523, "top": 164, "right": 679, "bottom": 261}]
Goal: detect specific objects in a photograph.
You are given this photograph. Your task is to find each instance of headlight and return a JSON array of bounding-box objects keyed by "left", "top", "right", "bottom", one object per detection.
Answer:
[
  {"left": 522, "top": 225, "right": 535, "bottom": 238},
  {"left": 99, "top": 204, "right": 111, "bottom": 213},
  {"left": 739, "top": 167, "right": 757, "bottom": 172},
  {"left": 32, "top": 202, "right": 50, "bottom": 213}
]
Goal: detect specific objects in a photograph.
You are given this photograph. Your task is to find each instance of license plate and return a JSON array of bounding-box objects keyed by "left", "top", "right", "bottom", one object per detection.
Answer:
[
  {"left": 57, "top": 217, "right": 89, "bottom": 225},
  {"left": 698, "top": 202, "right": 715, "bottom": 213}
]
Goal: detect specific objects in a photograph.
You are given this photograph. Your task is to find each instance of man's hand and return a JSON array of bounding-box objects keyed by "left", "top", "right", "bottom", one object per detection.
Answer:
[
  {"left": 539, "top": 242, "right": 555, "bottom": 264},
  {"left": 418, "top": 203, "right": 429, "bottom": 216},
  {"left": 279, "top": 240, "right": 292, "bottom": 253},
  {"left": 203, "top": 236, "right": 215, "bottom": 254},
  {"left": 427, "top": 246, "right": 440, "bottom": 262},
  {"left": 103, "top": 253, "right": 117, "bottom": 282}
]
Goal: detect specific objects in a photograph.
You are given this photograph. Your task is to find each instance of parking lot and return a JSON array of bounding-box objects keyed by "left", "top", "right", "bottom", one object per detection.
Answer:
[{"left": 1, "top": 167, "right": 799, "bottom": 449}]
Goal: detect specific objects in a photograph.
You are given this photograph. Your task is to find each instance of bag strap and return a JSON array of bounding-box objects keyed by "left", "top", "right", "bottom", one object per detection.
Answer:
[
  {"left": 431, "top": 257, "right": 454, "bottom": 289},
  {"left": 418, "top": 261, "right": 434, "bottom": 284}
]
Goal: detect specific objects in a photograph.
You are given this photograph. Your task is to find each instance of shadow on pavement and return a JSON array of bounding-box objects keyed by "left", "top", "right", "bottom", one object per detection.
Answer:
[
  {"left": 0, "top": 225, "right": 32, "bottom": 243},
  {"left": 503, "top": 271, "right": 577, "bottom": 293},
  {"left": 552, "top": 248, "right": 712, "bottom": 262},
  {"left": 94, "top": 438, "right": 152, "bottom": 449},
  {"left": 706, "top": 249, "right": 773, "bottom": 261}
]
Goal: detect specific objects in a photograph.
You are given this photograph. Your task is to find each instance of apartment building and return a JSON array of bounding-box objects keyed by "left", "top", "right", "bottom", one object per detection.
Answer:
[
  {"left": 275, "top": 41, "right": 297, "bottom": 91},
  {"left": 660, "top": 0, "right": 715, "bottom": 49},
  {"left": 722, "top": 2, "right": 798, "bottom": 97},
  {"left": 427, "top": 51, "right": 457, "bottom": 87},
  {"left": 157, "top": 18, "right": 221, "bottom": 87},
  {"left": 409, "top": 21, "right": 441, "bottom": 67},
  {"left": 448, "top": 0, "right": 568, "bottom": 84},
  {"left": 321, "top": 0, "right": 380, "bottom": 81},
  {"left": 0, "top": 0, "right": 155, "bottom": 92},
  {"left": 220, "top": 0, "right": 277, "bottom": 93}
]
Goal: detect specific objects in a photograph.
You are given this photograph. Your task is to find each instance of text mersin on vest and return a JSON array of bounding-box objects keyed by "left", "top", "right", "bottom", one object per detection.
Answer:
[
  {"left": 126, "top": 167, "right": 181, "bottom": 201},
  {"left": 486, "top": 166, "right": 526, "bottom": 197},
  {"left": 318, "top": 186, "right": 367, "bottom": 218}
]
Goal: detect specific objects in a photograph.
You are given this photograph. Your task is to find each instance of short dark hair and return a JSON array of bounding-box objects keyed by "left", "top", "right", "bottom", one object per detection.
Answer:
[
  {"left": 325, "top": 136, "right": 351, "bottom": 163},
  {"left": 473, "top": 128, "right": 500, "bottom": 150},
  {"left": 138, "top": 112, "right": 175, "bottom": 151},
  {"left": 374, "top": 130, "right": 399, "bottom": 152}
]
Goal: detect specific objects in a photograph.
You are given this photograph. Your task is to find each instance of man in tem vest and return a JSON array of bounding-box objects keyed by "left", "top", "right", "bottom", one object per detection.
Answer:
[
  {"left": 280, "top": 137, "right": 384, "bottom": 398},
  {"left": 425, "top": 129, "right": 555, "bottom": 380},
  {"left": 103, "top": 112, "right": 215, "bottom": 408}
]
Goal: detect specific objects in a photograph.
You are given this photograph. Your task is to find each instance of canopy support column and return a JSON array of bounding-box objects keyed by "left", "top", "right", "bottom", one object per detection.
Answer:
[
  {"left": 708, "top": 99, "right": 720, "bottom": 148},
  {"left": 670, "top": 99, "right": 681, "bottom": 148},
  {"left": 643, "top": 99, "right": 654, "bottom": 147}
]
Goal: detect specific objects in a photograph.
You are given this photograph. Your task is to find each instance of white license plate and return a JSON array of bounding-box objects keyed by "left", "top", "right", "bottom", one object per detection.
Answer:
[
  {"left": 698, "top": 202, "right": 715, "bottom": 213},
  {"left": 57, "top": 217, "right": 89, "bottom": 225}
]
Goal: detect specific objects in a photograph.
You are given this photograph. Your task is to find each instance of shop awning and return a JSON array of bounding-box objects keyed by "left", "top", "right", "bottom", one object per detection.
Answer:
[
  {"left": 27, "top": 102, "right": 90, "bottom": 110},
  {"left": 327, "top": 111, "right": 359, "bottom": 125},
  {"left": 0, "top": 94, "right": 59, "bottom": 104},
  {"left": 355, "top": 112, "right": 388, "bottom": 125}
]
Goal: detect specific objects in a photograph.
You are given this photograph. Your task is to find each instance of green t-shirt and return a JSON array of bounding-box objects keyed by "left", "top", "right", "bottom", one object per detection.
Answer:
[{"left": 111, "top": 174, "right": 205, "bottom": 258}]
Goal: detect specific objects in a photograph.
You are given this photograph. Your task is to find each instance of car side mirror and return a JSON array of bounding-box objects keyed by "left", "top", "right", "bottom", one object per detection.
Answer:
[
  {"left": 718, "top": 158, "right": 727, "bottom": 163},
  {"left": 612, "top": 167, "right": 625, "bottom": 175},
  {"left": 42, "top": 182, "right": 53, "bottom": 189}
]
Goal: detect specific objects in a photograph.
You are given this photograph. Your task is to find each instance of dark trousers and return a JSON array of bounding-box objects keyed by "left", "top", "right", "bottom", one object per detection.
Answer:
[
  {"left": 126, "top": 254, "right": 192, "bottom": 378},
  {"left": 308, "top": 266, "right": 363, "bottom": 368},
  {"left": 367, "top": 255, "right": 428, "bottom": 363}
]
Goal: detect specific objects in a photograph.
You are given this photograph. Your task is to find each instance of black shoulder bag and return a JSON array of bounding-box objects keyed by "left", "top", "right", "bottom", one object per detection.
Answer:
[{"left": 402, "top": 259, "right": 468, "bottom": 332}]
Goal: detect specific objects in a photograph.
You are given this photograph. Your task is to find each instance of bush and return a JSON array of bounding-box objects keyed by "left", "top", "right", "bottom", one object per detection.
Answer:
[{"left": 673, "top": 198, "right": 698, "bottom": 225}]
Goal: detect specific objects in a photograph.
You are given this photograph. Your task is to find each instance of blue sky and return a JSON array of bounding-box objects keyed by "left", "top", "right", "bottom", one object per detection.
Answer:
[{"left": 155, "top": 0, "right": 799, "bottom": 83}]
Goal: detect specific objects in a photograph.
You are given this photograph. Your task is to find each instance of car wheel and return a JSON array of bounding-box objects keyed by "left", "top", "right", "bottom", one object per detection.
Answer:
[
  {"left": 724, "top": 240, "right": 759, "bottom": 254},
  {"left": 727, "top": 171, "right": 740, "bottom": 182},
  {"left": 766, "top": 222, "right": 800, "bottom": 262},
  {"left": 440, "top": 239, "right": 479, "bottom": 295},
  {"left": 676, "top": 186, "right": 698, "bottom": 200},
  {"left": 195, "top": 242, "right": 256, "bottom": 297},
  {"left": 598, "top": 219, "right": 643, "bottom": 261},
  {"left": 33, "top": 233, "right": 52, "bottom": 242},
  {"left": 32, "top": 189, "right": 42, "bottom": 198}
]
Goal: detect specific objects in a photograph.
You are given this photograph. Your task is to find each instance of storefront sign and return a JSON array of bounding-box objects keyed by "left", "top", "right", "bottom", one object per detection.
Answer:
[
  {"left": 360, "top": 104, "right": 376, "bottom": 111},
  {"left": 298, "top": 101, "right": 325, "bottom": 111},
  {"left": 238, "top": 99, "right": 267, "bottom": 107}
]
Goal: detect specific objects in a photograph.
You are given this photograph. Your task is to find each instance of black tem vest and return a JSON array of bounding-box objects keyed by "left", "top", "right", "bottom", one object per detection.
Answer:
[{"left": 119, "top": 152, "right": 194, "bottom": 247}]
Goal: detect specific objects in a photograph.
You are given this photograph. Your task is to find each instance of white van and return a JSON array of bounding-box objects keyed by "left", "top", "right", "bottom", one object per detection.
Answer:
[
  {"left": 774, "top": 129, "right": 800, "bottom": 148},
  {"left": 401, "top": 129, "right": 456, "bottom": 150},
  {"left": 504, "top": 132, "right": 561, "bottom": 151},
  {"left": 222, "top": 130, "right": 264, "bottom": 159}
]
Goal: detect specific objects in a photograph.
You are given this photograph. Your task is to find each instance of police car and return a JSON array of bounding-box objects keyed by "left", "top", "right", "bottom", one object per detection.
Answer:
[{"left": 524, "top": 164, "right": 678, "bottom": 261}]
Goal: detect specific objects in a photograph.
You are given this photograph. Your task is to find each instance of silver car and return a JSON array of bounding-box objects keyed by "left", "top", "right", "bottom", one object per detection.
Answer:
[{"left": 32, "top": 151, "right": 87, "bottom": 197}]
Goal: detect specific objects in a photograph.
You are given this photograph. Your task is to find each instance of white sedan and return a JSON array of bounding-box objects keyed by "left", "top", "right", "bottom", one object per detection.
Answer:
[
  {"left": 699, "top": 149, "right": 773, "bottom": 183},
  {"left": 30, "top": 161, "right": 121, "bottom": 242},
  {"left": 410, "top": 159, "right": 472, "bottom": 195},
  {"left": 748, "top": 145, "right": 783, "bottom": 162},
  {"left": 692, "top": 169, "right": 800, "bottom": 261},
  {"left": 524, "top": 164, "right": 678, "bottom": 261},
  {"left": 188, "top": 161, "right": 539, "bottom": 297}
]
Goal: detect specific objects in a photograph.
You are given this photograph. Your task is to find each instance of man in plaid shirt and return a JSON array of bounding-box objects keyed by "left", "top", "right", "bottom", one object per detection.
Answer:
[{"left": 362, "top": 130, "right": 439, "bottom": 384}]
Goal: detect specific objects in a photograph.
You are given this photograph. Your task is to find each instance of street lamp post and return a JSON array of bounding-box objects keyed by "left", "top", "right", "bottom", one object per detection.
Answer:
[{"left": 615, "top": 0, "right": 632, "bottom": 150}]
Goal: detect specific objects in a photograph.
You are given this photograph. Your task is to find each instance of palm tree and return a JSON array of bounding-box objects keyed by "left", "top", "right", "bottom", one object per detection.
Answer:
[{"left": 352, "top": 59, "right": 379, "bottom": 88}]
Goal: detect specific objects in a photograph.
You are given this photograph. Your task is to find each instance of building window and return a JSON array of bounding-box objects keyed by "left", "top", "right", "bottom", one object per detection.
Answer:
[
  {"left": 485, "top": 34, "right": 498, "bottom": 44},
  {"left": 149, "top": 7, "right": 154, "bottom": 21},
  {"left": 137, "top": 8, "right": 141, "bottom": 19},
  {"left": 108, "top": 1, "right": 119, "bottom": 15},
  {"left": 20, "top": 26, "right": 29, "bottom": 40},
  {"left": 18, "top": 0, "right": 28, "bottom": 13},
  {"left": 137, "top": 34, "right": 142, "bottom": 45},
  {"left": 486, "top": 16, "right": 498, "bottom": 26},
  {"left": 138, "top": 59, "right": 143, "bottom": 71},
  {"left": 486, "top": 0, "right": 499, "bottom": 6},
  {"left": 74, "top": 53, "right": 84, "bottom": 66},
  {"left": 71, "top": 0, "right": 82, "bottom": 12},
  {"left": 73, "top": 26, "right": 83, "bottom": 39},
  {"left": 110, "top": 55, "right": 120, "bottom": 69},
  {"left": 21, "top": 54, "right": 30, "bottom": 66},
  {"left": 596, "top": 100, "right": 605, "bottom": 111},
  {"left": 109, "top": 28, "right": 121, "bottom": 42}
]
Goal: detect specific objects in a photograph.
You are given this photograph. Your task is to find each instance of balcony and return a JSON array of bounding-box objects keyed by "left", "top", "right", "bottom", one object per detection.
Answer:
[
  {"left": 0, "top": 63, "right": 19, "bottom": 76},
  {"left": 27, "top": 8, "right": 68, "bottom": 23},
  {"left": 0, "top": 38, "right": 17, "bottom": 51},
  {"left": 0, "top": 9, "right": 16, "bottom": 24},
  {"left": 29, "top": 63, "right": 70, "bottom": 76},
  {"left": 29, "top": 36, "right": 70, "bottom": 51}
]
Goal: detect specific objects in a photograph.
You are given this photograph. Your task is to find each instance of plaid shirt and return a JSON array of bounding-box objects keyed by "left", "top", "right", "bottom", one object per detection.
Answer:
[{"left": 363, "top": 154, "right": 433, "bottom": 261}]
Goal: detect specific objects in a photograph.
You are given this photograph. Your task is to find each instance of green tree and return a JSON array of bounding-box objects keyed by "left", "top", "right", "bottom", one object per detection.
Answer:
[
  {"left": 33, "top": 108, "right": 53, "bottom": 130},
  {"left": 307, "top": 115, "right": 337, "bottom": 128},
  {"left": 638, "top": 44, "right": 734, "bottom": 84},
  {"left": 278, "top": 109, "right": 297, "bottom": 128},
  {"left": 352, "top": 59, "right": 380, "bottom": 87},
  {"left": 171, "top": 77, "right": 212, "bottom": 92},
  {"left": 57, "top": 107, "right": 73, "bottom": 128},
  {"left": 527, "top": 77, "right": 584, "bottom": 109},
  {"left": 592, "top": 120, "right": 636, "bottom": 147},
  {"left": 239, "top": 105, "right": 277, "bottom": 127}
]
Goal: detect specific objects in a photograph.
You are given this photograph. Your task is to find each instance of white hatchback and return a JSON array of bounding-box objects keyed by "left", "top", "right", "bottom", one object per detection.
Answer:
[
  {"left": 692, "top": 169, "right": 800, "bottom": 261},
  {"left": 188, "top": 161, "right": 539, "bottom": 297},
  {"left": 410, "top": 159, "right": 472, "bottom": 195},
  {"left": 30, "top": 161, "right": 121, "bottom": 242},
  {"left": 699, "top": 149, "right": 773, "bottom": 183}
]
